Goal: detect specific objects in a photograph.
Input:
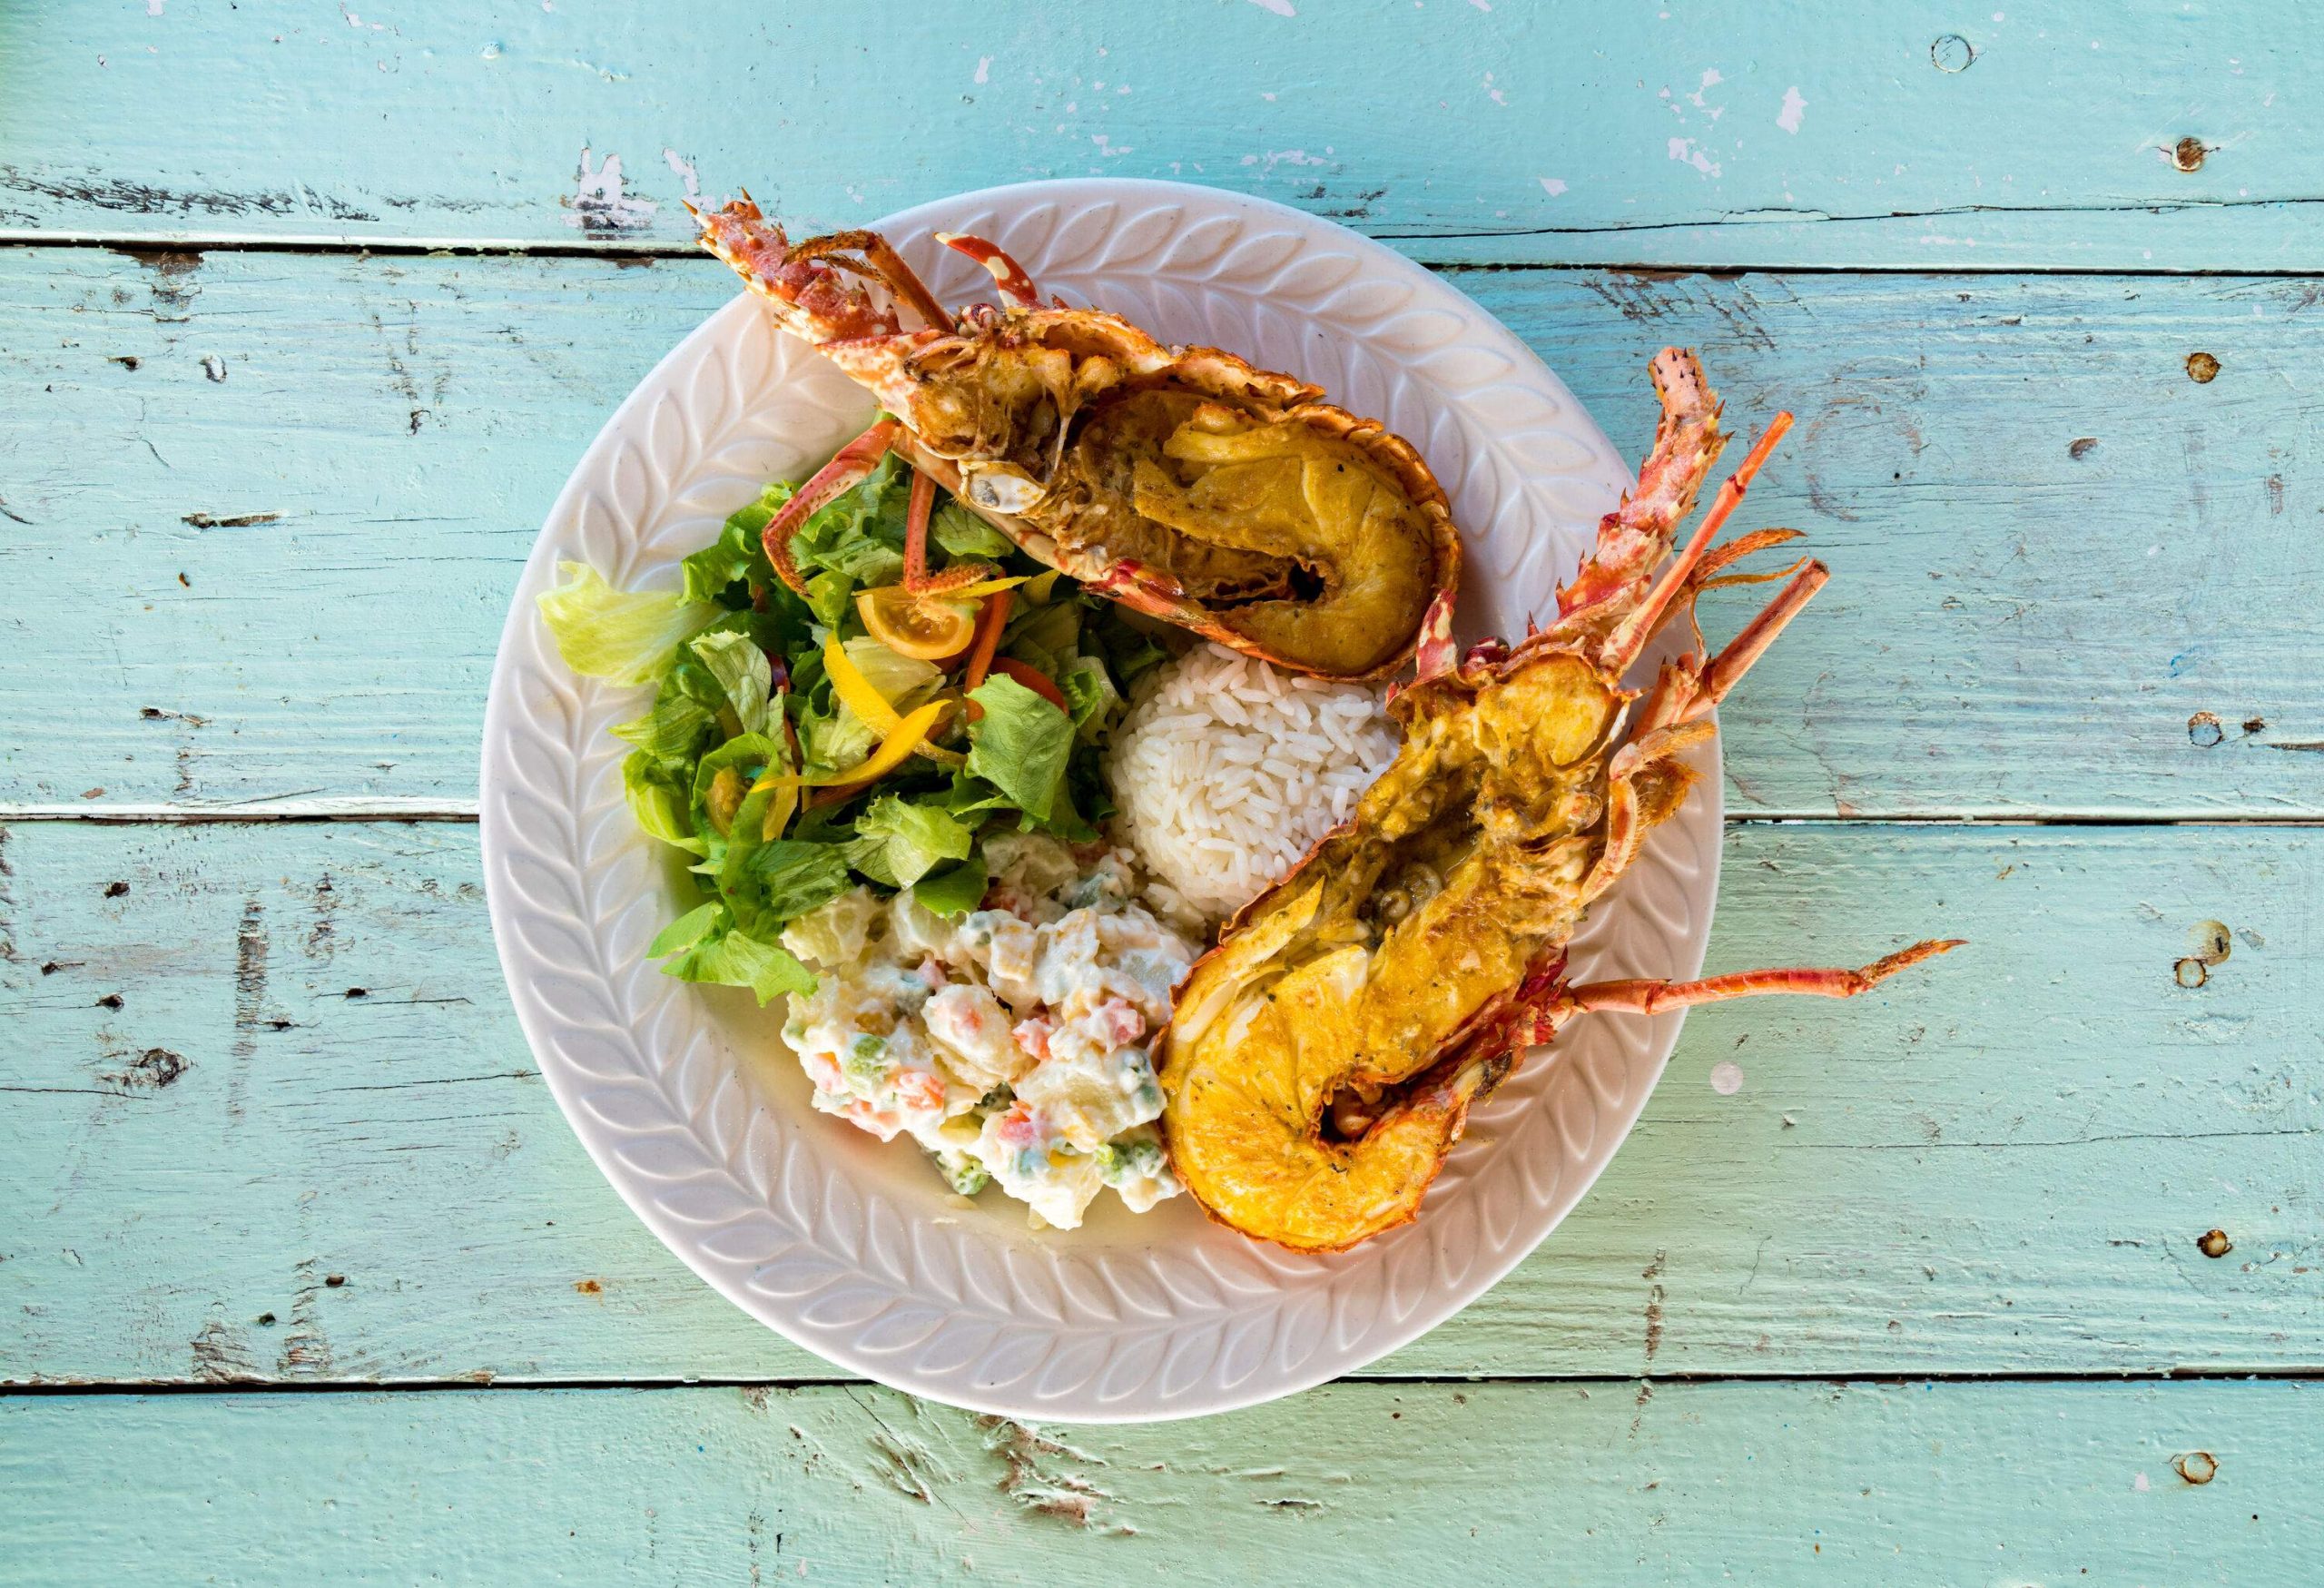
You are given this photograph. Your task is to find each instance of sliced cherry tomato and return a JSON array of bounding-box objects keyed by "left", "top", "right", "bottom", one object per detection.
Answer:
[
  {"left": 856, "top": 584, "right": 980, "bottom": 661},
  {"left": 990, "top": 656, "right": 1069, "bottom": 713}
]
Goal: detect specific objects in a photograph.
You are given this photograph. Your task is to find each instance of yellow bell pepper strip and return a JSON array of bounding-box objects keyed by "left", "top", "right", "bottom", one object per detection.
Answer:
[
  {"left": 767, "top": 699, "right": 949, "bottom": 793},
  {"left": 750, "top": 774, "right": 800, "bottom": 842},
  {"left": 822, "top": 636, "right": 903, "bottom": 736},
  {"left": 940, "top": 574, "right": 1030, "bottom": 601},
  {"left": 1021, "top": 569, "right": 1061, "bottom": 606}
]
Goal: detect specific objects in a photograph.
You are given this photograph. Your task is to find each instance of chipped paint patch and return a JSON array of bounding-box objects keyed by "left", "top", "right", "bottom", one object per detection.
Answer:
[
  {"left": 1709, "top": 1060, "right": 1745, "bottom": 1095},
  {"left": 661, "top": 149, "right": 701, "bottom": 203},
  {"left": 1540, "top": 177, "right": 1568, "bottom": 196},
  {"left": 1667, "top": 137, "right": 1722, "bottom": 178},
  {"left": 978, "top": 1417, "right": 1131, "bottom": 1534},
  {"left": 1246, "top": 0, "right": 1296, "bottom": 14},
  {"left": 564, "top": 148, "right": 656, "bottom": 232},
  {"left": 974, "top": 55, "right": 990, "bottom": 84},
  {"left": 1777, "top": 86, "right": 1807, "bottom": 133}
]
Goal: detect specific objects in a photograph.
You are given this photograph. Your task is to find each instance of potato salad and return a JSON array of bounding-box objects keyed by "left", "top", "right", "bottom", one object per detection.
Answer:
[{"left": 781, "top": 833, "right": 1196, "bottom": 1228}]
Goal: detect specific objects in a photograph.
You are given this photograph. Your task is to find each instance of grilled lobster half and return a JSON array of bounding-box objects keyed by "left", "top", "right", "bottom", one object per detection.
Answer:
[
  {"left": 694, "top": 195, "right": 1458, "bottom": 679},
  {"left": 1156, "top": 348, "right": 1961, "bottom": 1252}
]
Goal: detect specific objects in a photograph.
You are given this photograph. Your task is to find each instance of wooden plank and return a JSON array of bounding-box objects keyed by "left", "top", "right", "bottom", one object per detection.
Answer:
[
  {"left": 5, "top": 1380, "right": 2315, "bottom": 1583},
  {"left": 5, "top": 818, "right": 2316, "bottom": 1386},
  {"left": 0, "top": 3, "right": 2309, "bottom": 271},
  {"left": 5, "top": 246, "right": 2319, "bottom": 816}
]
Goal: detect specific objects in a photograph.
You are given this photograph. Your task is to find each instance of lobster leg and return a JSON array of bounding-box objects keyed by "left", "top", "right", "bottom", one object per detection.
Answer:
[
  {"left": 1695, "top": 561, "right": 1830, "bottom": 715},
  {"left": 760, "top": 419, "right": 901, "bottom": 595},
  {"left": 783, "top": 230, "right": 951, "bottom": 330},
  {"left": 936, "top": 232, "right": 1044, "bottom": 308},
  {"left": 901, "top": 467, "right": 938, "bottom": 592},
  {"left": 1635, "top": 559, "right": 1831, "bottom": 732},
  {"left": 1564, "top": 938, "right": 1965, "bottom": 1017},
  {"left": 1603, "top": 410, "right": 1794, "bottom": 675}
]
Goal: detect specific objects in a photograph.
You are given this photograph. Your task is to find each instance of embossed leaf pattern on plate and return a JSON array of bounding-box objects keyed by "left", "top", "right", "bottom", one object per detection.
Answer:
[{"left": 480, "top": 180, "right": 1712, "bottom": 1421}]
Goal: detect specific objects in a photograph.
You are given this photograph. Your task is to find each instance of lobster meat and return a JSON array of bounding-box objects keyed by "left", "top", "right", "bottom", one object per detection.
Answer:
[
  {"left": 1156, "top": 349, "right": 1959, "bottom": 1252},
  {"left": 693, "top": 194, "right": 1459, "bottom": 679}
]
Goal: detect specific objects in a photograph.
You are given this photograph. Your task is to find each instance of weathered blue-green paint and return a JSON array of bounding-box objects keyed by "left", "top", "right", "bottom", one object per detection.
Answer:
[
  {"left": 0, "top": 3, "right": 2306, "bottom": 271},
  {"left": 5, "top": 1380, "right": 2313, "bottom": 1583},
  {"left": 5, "top": 247, "right": 2318, "bottom": 814},
  {"left": 5, "top": 2, "right": 2321, "bottom": 1577},
  {"left": 5, "top": 819, "right": 2314, "bottom": 1386}
]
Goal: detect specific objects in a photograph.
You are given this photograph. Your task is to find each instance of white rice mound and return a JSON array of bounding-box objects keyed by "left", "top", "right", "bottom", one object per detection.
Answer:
[{"left": 1108, "top": 643, "right": 1400, "bottom": 923}]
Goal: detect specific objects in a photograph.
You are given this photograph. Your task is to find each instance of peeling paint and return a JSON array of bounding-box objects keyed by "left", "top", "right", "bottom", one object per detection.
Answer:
[
  {"left": 978, "top": 1417, "right": 1130, "bottom": 1534},
  {"left": 563, "top": 148, "right": 656, "bottom": 233},
  {"left": 1667, "top": 137, "right": 1721, "bottom": 178}
]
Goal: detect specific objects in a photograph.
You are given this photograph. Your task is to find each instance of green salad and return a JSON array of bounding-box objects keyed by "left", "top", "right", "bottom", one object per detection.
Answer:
[{"left": 537, "top": 426, "right": 1169, "bottom": 1003}]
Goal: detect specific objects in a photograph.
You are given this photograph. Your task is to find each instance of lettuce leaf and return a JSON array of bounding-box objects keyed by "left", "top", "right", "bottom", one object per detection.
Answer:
[
  {"left": 684, "top": 482, "right": 795, "bottom": 603},
  {"left": 791, "top": 452, "right": 909, "bottom": 586},
  {"left": 623, "top": 751, "right": 701, "bottom": 851},
  {"left": 842, "top": 834, "right": 900, "bottom": 889},
  {"left": 911, "top": 853, "right": 989, "bottom": 918},
  {"left": 1092, "top": 605, "right": 1169, "bottom": 686},
  {"left": 610, "top": 689, "right": 717, "bottom": 763},
  {"left": 724, "top": 838, "right": 854, "bottom": 938},
  {"left": 654, "top": 902, "right": 816, "bottom": 1005},
  {"left": 689, "top": 733, "right": 782, "bottom": 856},
  {"left": 804, "top": 570, "right": 852, "bottom": 632},
  {"left": 689, "top": 629, "right": 773, "bottom": 737},
  {"left": 1059, "top": 654, "right": 1122, "bottom": 745},
  {"left": 964, "top": 674, "right": 1075, "bottom": 824},
  {"left": 930, "top": 498, "right": 1014, "bottom": 559},
  {"left": 852, "top": 794, "right": 975, "bottom": 888},
  {"left": 537, "top": 562, "right": 719, "bottom": 686},
  {"left": 1003, "top": 597, "right": 1082, "bottom": 681},
  {"left": 648, "top": 901, "right": 724, "bottom": 957}
]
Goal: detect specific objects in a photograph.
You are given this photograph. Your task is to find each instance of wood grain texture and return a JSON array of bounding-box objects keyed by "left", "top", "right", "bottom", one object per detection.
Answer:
[
  {"left": 5, "top": 1380, "right": 2314, "bottom": 1584},
  {"left": 0, "top": 2, "right": 2309, "bottom": 271},
  {"left": 6, "top": 819, "right": 2318, "bottom": 1386},
  {"left": 6, "top": 247, "right": 2319, "bottom": 815}
]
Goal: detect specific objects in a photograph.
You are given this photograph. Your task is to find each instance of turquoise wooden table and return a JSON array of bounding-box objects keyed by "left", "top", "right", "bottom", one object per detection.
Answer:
[{"left": 4, "top": 2, "right": 2319, "bottom": 1580}]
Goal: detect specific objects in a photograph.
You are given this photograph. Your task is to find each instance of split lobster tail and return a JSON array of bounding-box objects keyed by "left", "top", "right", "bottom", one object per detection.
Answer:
[{"left": 1157, "top": 346, "right": 1963, "bottom": 1253}]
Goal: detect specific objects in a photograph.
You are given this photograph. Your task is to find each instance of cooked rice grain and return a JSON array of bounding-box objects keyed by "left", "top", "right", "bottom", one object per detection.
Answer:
[{"left": 1108, "top": 644, "right": 1399, "bottom": 922}]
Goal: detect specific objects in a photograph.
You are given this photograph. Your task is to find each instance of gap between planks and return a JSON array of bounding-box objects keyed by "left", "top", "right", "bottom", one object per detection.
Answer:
[
  {"left": 11, "top": 1366, "right": 2324, "bottom": 1400},
  {"left": 14, "top": 229, "right": 2324, "bottom": 281}
]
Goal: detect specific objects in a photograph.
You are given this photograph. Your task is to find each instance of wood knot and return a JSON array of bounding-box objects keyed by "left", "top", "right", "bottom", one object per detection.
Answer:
[
  {"left": 2173, "top": 1450, "right": 2219, "bottom": 1484},
  {"left": 2171, "top": 137, "right": 2209, "bottom": 173},
  {"left": 2186, "top": 351, "right": 2221, "bottom": 383},
  {"left": 2197, "top": 1228, "right": 2232, "bottom": 1258}
]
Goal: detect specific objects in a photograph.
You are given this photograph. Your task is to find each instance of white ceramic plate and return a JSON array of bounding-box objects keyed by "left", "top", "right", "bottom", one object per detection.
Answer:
[{"left": 480, "top": 179, "right": 1718, "bottom": 1421}]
